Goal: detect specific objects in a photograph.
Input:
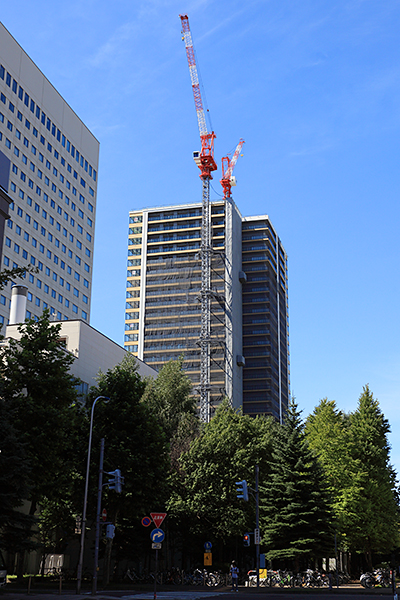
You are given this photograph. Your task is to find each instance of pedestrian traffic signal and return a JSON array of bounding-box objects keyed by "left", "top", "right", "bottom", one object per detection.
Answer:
[
  {"left": 243, "top": 533, "right": 250, "bottom": 547},
  {"left": 235, "top": 479, "right": 249, "bottom": 501},
  {"left": 107, "top": 469, "right": 124, "bottom": 493}
]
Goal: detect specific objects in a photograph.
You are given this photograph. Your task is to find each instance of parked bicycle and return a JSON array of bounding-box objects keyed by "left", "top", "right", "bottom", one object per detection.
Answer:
[{"left": 360, "top": 569, "right": 391, "bottom": 588}]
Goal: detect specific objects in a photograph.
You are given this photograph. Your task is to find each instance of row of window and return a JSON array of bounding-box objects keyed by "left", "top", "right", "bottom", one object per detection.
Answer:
[
  {"left": 4, "top": 239, "right": 90, "bottom": 280},
  {"left": 3, "top": 254, "right": 89, "bottom": 291},
  {"left": 0, "top": 306, "right": 85, "bottom": 322},
  {"left": 8, "top": 146, "right": 95, "bottom": 212},
  {"left": 0, "top": 117, "right": 95, "bottom": 209},
  {"left": 7, "top": 218, "right": 91, "bottom": 257},
  {"left": 8, "top": 191, "right": 92, "bottom": 259},
  {"left": 0, "top": 137, "right": 95, "bottom": 249},
  {"left": 7, "top": 202, "right": 91, "bottom": 269},
  {"left": 1, "top": 123, "right": 95, "bottom": 198},
  {"left": 9, "top": 199, "right": 92, "bottom": 241},
  {"left": 0, "top": 65, "right": 97, "bottom": 182}
]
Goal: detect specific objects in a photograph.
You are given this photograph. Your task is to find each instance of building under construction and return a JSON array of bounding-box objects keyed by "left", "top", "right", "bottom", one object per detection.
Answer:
[{"left": 124, "top": 199, "right": 289, "bottom": 421}]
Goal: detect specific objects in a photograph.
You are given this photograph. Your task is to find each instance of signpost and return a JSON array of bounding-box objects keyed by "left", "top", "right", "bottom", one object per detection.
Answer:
[
  {"left": 150, "top": 513, "right": 167, "bottom": 528},
  {"left": 141, "top": 513, "right": 167, "bottom": 599},
  {"left": 204, "top": 541, "right": 212, "bottom": 566}
]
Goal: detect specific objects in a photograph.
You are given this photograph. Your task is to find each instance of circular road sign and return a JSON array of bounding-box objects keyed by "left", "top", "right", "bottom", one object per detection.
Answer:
[
  {"left": 204, "top": 541, "right": 212, "bottom": 551},
  {"left": 150, "top": 528, "right": 165, "bottom": 543},
  {"left": 141, "top": 516, "right": 152, "bottom": 527}
]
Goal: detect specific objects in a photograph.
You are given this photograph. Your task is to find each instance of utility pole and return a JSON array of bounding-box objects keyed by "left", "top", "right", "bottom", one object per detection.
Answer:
[
  {"left": 255, "top": 465, "right": 260, "bottom": 589},
  {"left": 92, "top": 438, "right": 105, "bottom": 595}
]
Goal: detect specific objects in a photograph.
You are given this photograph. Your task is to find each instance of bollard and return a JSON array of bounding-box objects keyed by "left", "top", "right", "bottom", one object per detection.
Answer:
[
  {"left": 27, "top": 576, "right": 31, "bottom": 595},
  {"left": 59, "top": 574, "right": 62, "bottom": 594}
]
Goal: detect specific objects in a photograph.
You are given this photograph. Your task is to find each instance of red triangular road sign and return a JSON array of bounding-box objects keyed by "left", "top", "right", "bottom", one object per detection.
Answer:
[{"left": 150, "top": 512, "right": 167, "bottom": 527}]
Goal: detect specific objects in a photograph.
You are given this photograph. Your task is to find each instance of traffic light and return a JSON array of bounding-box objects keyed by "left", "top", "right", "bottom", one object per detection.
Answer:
[
  {"left": 243, "top": 533, "right": 250, "bottom": 547},
  {"left": 107, "top": 469, "right": 124, "bottom": 493},
  {"left": 235, "top": 479, "right": 249, "bottom": 501}
]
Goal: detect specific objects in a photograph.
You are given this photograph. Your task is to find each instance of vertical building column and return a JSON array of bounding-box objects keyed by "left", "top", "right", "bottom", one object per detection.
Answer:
[{"left": 138, "top": 211, "right": 148, "bottom": 361}]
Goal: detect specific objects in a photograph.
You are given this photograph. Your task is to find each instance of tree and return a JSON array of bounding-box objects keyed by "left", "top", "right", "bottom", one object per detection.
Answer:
[
  {"left": 305, "top": 399, "right": 364, "bottom": 551},
  {"left": 0, "top": 265, "right": 36, "bottom": 292},
  {"left": 86, "top": 354, "right": 170, "bottom": 581},
  {"left": 0, "top": 398, "right": 35, "bottom": 570},
  {"left": 141, "top": 356, "right": 195, "bottom": 441},
  {"left": 346, "top": 386, "right": 399, "bottom": 567},
  {"left": 168, "top": 399, "right": 274, "bottom": 561},
  {"left": 0, "top": 310, "right": 82, "bottom": 575},
  {"left": 260, "top": 400, "right": 333, "bottom": 569}
]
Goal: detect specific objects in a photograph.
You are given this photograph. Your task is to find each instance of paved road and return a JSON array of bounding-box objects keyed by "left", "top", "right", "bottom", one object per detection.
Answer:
[{"left": 0, "top": 584, "right": 395, "bottom": 600}]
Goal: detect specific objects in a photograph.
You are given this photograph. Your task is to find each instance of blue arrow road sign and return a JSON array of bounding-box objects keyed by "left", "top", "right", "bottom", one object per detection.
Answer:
[{"left": 150, "top": 528, "right": 165, "bottom": 543}]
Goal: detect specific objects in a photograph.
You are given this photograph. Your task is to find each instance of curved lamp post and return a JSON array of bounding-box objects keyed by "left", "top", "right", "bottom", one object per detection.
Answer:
[{"left": 76, "top": 396, "right": 109, "bottom": 594}]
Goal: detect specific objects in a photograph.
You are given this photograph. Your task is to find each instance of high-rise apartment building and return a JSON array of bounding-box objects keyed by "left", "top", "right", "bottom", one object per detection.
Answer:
[
  {"left": 0, "top": 22, "right": 99, "bottom": 327},
  {"left": 124, "top": 199, "right": 289, "bottom": 420}
]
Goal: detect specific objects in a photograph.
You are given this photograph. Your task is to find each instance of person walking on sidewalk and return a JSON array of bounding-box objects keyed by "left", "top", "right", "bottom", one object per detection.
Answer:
[{"left": 230, "top": 560, "right": 239, "bottom": 592}]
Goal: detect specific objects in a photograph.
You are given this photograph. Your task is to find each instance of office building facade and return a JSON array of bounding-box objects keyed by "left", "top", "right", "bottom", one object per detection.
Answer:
[
  {"left": 124, "top": 200, "right": 289, "bottom": 420},
  {"left": 0, "top": 22, "right": 99, "bottom": 327}
]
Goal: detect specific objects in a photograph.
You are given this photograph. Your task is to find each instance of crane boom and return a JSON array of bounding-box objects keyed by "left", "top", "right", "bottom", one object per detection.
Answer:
[
  {"left": 180, "top": 14, "right": 217, "bottom": 179},
  {"left": 180, "top": 15, "right": 207, "bottom": 138},
  {"left": 221, "top": 139, "right": 245, "bottom": 199}
]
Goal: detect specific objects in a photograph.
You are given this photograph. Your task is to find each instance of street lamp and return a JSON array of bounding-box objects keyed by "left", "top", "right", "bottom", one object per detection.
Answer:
[{"left": 76, "top": 396, "right": 109, "bottom": 594}]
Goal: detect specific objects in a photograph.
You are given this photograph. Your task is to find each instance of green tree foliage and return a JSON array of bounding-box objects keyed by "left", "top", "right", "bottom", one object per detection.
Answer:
[
  {"left": 141, "top": 356, "right": 195, "bottom": 441},
  {"left": 346, "top": 386, "right": 399, "bottom": 565},
  {"left": 260, "top": 400, "right": 333, "bottom": 568},
  {"left": 305, "top": 399, "right": 364, "bottom": 551},
  {"left": 0, "top": 399, "right": 35, "bottom": 561},
  {"left": 168, "top": 399, "right": 274, "bottom": 543},
  {"left": 0, "top": 266, "right": 36, "bottom": 292},
  {"left": 0, "top": 311, "right": 80, "bottom": 512},
  {"left": 0, "top": 311, "right": 83, "bottom": 574},
  {"left": 87, "top": 354, "right": 170, "bottom": 565}
]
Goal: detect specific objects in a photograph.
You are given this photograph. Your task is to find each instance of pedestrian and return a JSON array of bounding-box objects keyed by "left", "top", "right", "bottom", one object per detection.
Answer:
[{"left": 230, "top": 560, "right": 239, "bottom": 592}]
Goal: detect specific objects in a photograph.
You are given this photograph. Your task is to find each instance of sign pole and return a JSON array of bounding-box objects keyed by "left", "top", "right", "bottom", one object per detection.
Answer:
[
  {"left": 154, "top": 548, "right": 158, "bottom": 600},
  {"left": 92, "top": 438, "right": 105, "bottom": 595},
  {"left": 255, "top": 464, "right": 260, "bottom": 589}
]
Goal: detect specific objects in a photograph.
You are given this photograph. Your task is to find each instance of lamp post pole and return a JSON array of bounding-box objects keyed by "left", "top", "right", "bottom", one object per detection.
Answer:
[{"left": 76, "top": 396, "right": 108, "bottom": 594}]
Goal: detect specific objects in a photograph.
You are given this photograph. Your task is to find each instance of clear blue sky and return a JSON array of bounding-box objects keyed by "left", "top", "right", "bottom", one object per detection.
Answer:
[{"left": 2, "top": 1, "right": 400, "bottom": 471}]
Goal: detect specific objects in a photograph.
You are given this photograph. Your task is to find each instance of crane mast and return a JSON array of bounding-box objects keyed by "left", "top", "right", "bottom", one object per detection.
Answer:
[{"left": 180, "top": 14, "right": 217, "bottom": 422}]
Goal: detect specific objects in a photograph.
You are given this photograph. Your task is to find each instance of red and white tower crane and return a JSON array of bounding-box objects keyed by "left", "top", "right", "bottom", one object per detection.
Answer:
[
  {"left": 180, "top": 14, "right": 217, "bottom": 423},
  {"left": 221, "top": 139, "right": 245, "bottom": 199}
]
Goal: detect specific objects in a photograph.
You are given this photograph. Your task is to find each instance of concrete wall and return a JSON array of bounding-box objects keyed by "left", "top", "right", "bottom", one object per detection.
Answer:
[{"left": 5, "top": 319, "right": 157, "bottom": 391}]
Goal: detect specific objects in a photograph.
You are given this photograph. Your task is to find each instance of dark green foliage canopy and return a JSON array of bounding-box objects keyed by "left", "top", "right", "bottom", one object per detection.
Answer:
[
  {"left": 0, "top": 399, "right": 34, "bottom": 554},
  {"left": 260, "top": 400, "right": 333, "bottom": 566},
  {"left": 0, "top": 311, "right": 84, "bottom": 563},
  {"left": 0, "top": 311, "right": 80, "bottom": 507},
  {"left": 87, "top": 354, "right": 170, "bottom": 560}
]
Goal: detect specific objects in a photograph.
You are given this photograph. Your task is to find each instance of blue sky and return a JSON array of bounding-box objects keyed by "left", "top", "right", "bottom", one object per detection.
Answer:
[{"left": 2, "top": 0, "right": 400, "bottom": 470}]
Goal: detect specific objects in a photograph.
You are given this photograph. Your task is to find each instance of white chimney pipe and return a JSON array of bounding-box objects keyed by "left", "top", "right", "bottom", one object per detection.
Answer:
[{"left": 9, "top": 285, "right": 28, "bottom": 324}]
